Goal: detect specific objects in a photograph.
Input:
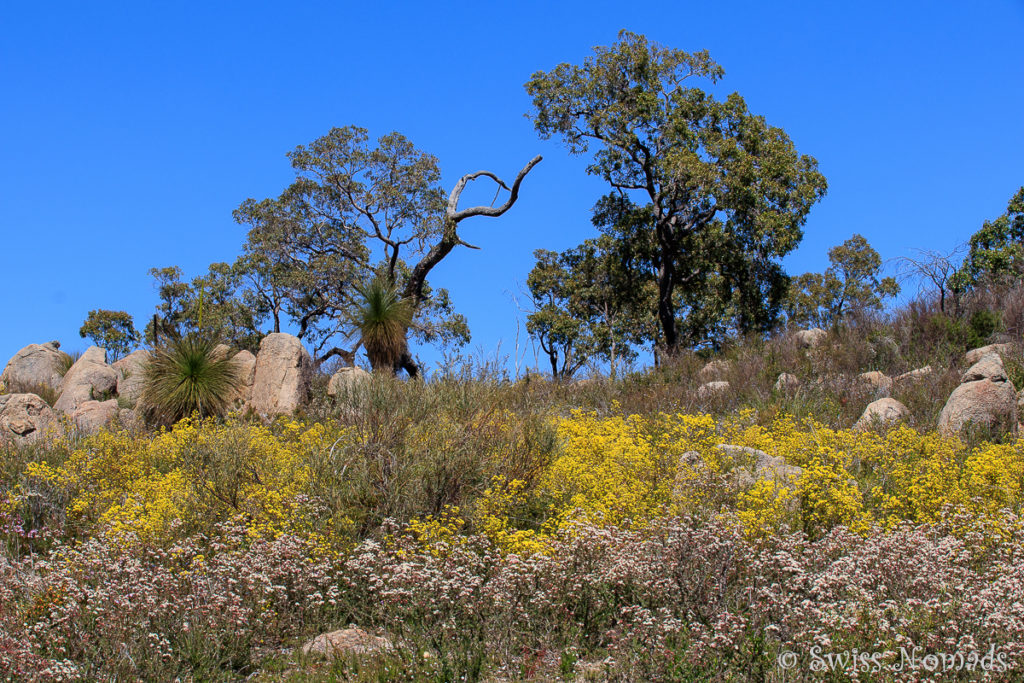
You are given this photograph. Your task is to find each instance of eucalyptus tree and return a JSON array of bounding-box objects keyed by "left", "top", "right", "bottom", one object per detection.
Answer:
[
  {"left": 953, "top": 187, "right": 1024, "bottom": 290},
  {"left": 787, "top": 234, "right": 899, "bottom": 328},
  {"left": 527, "top": 234, "right": 652, "bottom": 379},
  {"left": 526, "top": 31, "right": 827, "bottom": 354},
  {"left": 233, "top": 126, "right": 540, "bottom": 373}
]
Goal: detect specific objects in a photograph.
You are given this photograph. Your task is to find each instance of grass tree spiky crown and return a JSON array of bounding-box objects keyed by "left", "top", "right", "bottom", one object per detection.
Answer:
[
  {"left": 140, "top": 334, "right": 241, "bottom": 425},
  {"left": 354, "top": 276, "right": 414, "bottom": 373}
]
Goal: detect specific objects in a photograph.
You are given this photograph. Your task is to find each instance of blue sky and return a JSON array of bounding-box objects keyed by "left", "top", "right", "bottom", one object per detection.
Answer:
[{"left": 2, "top": 1, "right": 1023, "bottom": 374}]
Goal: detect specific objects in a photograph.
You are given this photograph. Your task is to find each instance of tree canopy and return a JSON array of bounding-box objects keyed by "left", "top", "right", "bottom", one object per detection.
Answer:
[
  {"left": 526, "top": 30, "right": 827, "bottom": 353},
  {"left": 786, "top": 234, "right": 899, "bottom": 328},
  {"left": 526, "top": 234, "right": 652, "bottom": 379},
  {"left": 146, "top": 127, "right": 539, "bottom": 373},
  {"left": 79, "top": 309, "right": 139, "bottom": 361},
  {"left": 953, "top": 187, "right": 1024, "bottom": 290}
]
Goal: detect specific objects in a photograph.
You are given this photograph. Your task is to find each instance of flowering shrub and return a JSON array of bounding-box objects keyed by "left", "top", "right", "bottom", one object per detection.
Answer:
[
  {"left": 4, "top": 404, "right": 1024, "bottom": 678},
  {"left": 3, "top": 512, "right": 1024, "bottom": 680},
  {"left": 21, "top": 418, "right": 346, "bottom": 546}
]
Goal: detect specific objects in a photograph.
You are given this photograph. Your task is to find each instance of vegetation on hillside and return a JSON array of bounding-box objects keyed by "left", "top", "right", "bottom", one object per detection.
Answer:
[{"left": 9, "top": 29, "right": 1024, "bottom": 681}]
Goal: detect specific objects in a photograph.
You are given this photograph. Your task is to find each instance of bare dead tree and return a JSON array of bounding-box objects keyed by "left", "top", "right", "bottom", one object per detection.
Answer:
[{"left": 896, "top": 244, "right": 967, "bottom": 315}]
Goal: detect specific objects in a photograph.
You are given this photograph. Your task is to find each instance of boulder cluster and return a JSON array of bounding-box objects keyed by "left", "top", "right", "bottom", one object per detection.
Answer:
[{"left": 0, "top": 333, "right": 372, "bottom": 447}]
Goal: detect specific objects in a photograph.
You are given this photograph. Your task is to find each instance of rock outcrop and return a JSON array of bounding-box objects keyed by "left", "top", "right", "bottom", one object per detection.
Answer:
[
  {"left": 327, "top": 367, "right": 371, "bottom": 397},
  {"left": 1, "top": 342, "right": 65, "bottom": 394},
  {"left": 53, "top": 347, "right": 117, "bottom": 416},
  {"left": 248, "top": 334, "right": 312, "bottom": 418},
  {"left": 938, "top": 353, "right": 1017, "bottom": 437},
  {"left": 0, "top": 393, "right": 63, "bottom": 445},
  {"left": 112, "top": 349, "right": 150, "bottom": 406},
  {"left": 854, "top": 398, "right": 910, "bottom": 431}
]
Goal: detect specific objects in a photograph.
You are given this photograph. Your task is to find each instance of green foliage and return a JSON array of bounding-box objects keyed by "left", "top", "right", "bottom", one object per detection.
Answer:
[
  {"left": 140, "top": 335, "right": 242, "bottom": 425},
  {"left": 144, "top": 264, "right": 264, "bottom": 352},
  {"left": 526, "top": 235, "right": 650, "bottom": 378},
  {"left": 787, "top": 234, "right": 899, "bottom": 328},
  {"left": 526, "top": 31, "right": 827, "bottom": 353},
  {"left": 354, "top": 277, "right": 414, "bottom": 373},
  {"left": 232, "top": 126, "right": 470, "bottom": 361},
  {"left": 954, "top": 186, "right": 1024, "bottom": 289},
  {"left": 967, "top": 309, "right": 1002, "bottom": 349},
  {"left": 56, "top": 350, "right": 80, "bottom": 378},
  {"left": 79, "top": 309, "right": 139, "bottom": 361}
]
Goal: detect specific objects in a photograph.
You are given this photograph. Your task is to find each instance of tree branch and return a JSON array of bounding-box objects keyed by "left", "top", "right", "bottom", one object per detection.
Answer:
[{"left": 402, "top": 155, "right": 542, "bottom": 307}]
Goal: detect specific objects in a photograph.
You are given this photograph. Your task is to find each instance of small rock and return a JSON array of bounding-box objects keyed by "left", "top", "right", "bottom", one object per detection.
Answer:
[
  {"left": 857, "top": 371, "right": 893, "bottom": 397},
  {"left": 301, "top": 627, "right": 393, "bottom": 659},
  {"left": 893, "top": 366, "right": 932, "bottom": 387},
  {"left": 854, "top": 398, "right": 910, "bottom": 431},
  {"left": 697, "top": 380, "right": 730, "bottom": 400},
  {"left": 716, "top": 444, "right": 804, "bottom": 489},
  {"left": 697, "top": 359, "right": 731, "bottom": 383},
  {"left": 327, "top": 366, "right": 371, "bottom": 397},
  {"left": 794, "top": 328, "right": 827, "bottom": 349},
  {"left": 774, "top": 372, "right": 800, "bottom": 393}
]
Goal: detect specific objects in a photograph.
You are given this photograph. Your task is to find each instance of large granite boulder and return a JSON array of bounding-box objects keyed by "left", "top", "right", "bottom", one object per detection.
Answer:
[
  {"left": 53, "top": 347, "right": 118, "bottom": 416},
  {"left": 1, "top": 342, "right": 65, "bottom": 394},
  {"left": 327, "top": 366, "right": 371, "bottom": 397},
  {"left": 112, "top": 349, "right": 151, "bottom": 406},
  {"left": 938, "top": 353, "right": 1017, "bottom": 437},
  {"left": 70, "top": 399, "right": 120, "bottom": 435},
  {"left": 248, "top": 334, "right": 312, "bottom": 418},
  {"left": 854, "top": 398, "right": 910, "bottom": 431},
  {"left": 0, "top": 393, "right": 63, "bottom": 445}
]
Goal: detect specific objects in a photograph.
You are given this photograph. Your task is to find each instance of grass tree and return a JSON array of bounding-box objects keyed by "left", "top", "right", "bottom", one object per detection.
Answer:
[
  {"left": 140, "top": 335, "right": 241, "bottom": 425},
  {"left": 354, "top": 276, "right": 415, "bottom": 375}
]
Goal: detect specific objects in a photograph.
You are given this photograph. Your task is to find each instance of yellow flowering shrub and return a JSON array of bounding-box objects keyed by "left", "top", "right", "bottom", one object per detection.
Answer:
[
  {"left": 534, "top": 411, "right": 676, "bottom": 532},
  {"left": 24, "top": 417, "right": 352, "bottom": 545},
  {"left": 481, "top": 411, "right": 1024, "bottom": 547}
]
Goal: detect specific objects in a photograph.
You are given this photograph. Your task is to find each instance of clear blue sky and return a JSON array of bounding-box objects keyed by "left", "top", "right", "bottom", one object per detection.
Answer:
[{"left": 2, "top": 1, "right": 1023, "bottom": 373}]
